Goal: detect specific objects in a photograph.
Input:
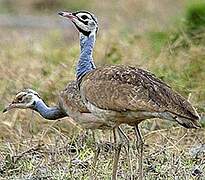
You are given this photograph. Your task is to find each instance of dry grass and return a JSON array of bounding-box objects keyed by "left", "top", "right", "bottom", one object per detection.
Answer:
[
  {"left": 0, "top": 0, "right": 205, "bottom": 179},
  {"left": 0, "top": 126, "right": 204, "bottom": 179}
]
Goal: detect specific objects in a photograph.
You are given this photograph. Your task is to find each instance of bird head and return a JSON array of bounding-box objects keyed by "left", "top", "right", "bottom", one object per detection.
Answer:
[
  {"left": 58, "top": 10, "right": 98, "bottom": 37},
  {"left": 3, "top": 89, "right": 41, "bottom": 113}
]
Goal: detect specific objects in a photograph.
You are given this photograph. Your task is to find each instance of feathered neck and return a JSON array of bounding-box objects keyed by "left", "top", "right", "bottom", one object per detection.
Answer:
[
  {"left": 76, "top": 33, "right": 96, "bottom": 80},
  {"left": 33, "top": 99, "right": 67, "bottom": 120}
]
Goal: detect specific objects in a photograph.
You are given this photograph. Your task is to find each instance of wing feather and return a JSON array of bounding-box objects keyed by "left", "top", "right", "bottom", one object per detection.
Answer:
[
  {"left": 59, "top": 81, "right": 89, "bottom": 113},
  {"left": 80, "top": 65, "right": 199, "bottom": 120}
]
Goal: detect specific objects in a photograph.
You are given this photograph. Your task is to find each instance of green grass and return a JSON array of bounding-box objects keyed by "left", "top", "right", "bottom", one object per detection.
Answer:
[
  {"left": 0, "top": 27, "right": 204, "bottom": 178},
  {"left": 0, "top": 127, "right": 204, "bottom": 179},
  {"left": 0, "top": 0, "right": 205, "bottom": 179},
  {"left": 147, "top": 31, "right": 169, "bottom": 54},
  {"left": 186, "top": 1, "right": 205, "bottom": 33}
]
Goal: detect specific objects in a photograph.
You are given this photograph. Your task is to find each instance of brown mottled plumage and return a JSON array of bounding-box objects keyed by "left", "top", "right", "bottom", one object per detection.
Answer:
[
  {"left": 58, "top": 10, "right": 201, "bottom": 180},
  {"left": 80, "top": 65, "right": 201, "bottom": 128},
  {"left": 59, "top": 81, "right": 130, "bottom": 174},
  {"left": 59, "top": 81, "right": 113, "bottom": 129},
  {"left": 60, "top": 81, "right": 89, "bottom": 113}
]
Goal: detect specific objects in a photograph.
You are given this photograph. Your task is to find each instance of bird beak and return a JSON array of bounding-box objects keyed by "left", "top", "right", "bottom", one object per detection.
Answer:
[
  {"left": 2, "top": 103, "right": 15, "bottom": 113},
  {"left": 58, "top": 11, "right": 76, "bottom": 20}
]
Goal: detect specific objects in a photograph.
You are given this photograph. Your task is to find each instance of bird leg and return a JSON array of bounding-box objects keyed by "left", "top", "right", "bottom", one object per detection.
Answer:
[
  {"left": 134, "top": 125, "right": 144, "bottom": 180},
  {"left": 117, "top": 127, "right": 130, "bottom": 153},
  {"left": 112, "top": 128, "right": 122, "bottom": 180},
  {"left": 117, "top": 127, "right": 133, "bottom": 180},
  {"left": 90, "top": 130, "right": 102, "bottom": 180},
  {"left": 91, "top": 130, "right": 101, "bottom": 169},
  {"left": 91, "top": 144, "right": 100, "bottom": 179}
]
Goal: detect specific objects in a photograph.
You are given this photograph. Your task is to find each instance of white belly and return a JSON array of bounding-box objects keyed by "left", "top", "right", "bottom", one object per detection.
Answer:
[
  {"left": 85, "top": 101, "right": 122, "bottom": 127},
  {"left": 84, "top": 101, "right": 163, "bottom": 126}
]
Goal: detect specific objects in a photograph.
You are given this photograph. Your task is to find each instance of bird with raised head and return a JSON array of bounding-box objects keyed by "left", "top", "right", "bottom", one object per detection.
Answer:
[
  {"left": 3, "top": 11, "right": 131, "bottom": 178},
  {"left": 58, "top": 10, "right": 201, "bottom": 180}
]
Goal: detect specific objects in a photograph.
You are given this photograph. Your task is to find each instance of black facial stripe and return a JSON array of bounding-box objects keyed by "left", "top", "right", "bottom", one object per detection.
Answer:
[
  {"left": 73, "top": 11, "right": 98, "bottom": 25},
  {"left": 32, "top": 101, "right": 36, "bottom": 106},
  {"left": 18, "top": 96, "right": 23, "bottom": 101},
  {"left": 91, "top": 17, "right": 97, "bottom": 25},
  {"left": 81, "top": 15, "right": 87, "bottom": 20},
  {"left": 35, "top": 93, "right": 41, "bottom": 99},
  {"left": 72, "top": 21, "right": 91, "bottom": 36},
  {"left": 84, "top": 21, "right": 88, "bottom": 25},
  {"left": 76, "top": 16, "right": 88, "bottom": 25}
]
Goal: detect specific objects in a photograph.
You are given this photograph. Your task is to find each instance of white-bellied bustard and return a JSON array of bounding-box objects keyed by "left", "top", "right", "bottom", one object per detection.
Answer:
[
  {"left": 3, "top": 83, "right": 113, "bottom": 129},
  {"left": 3, "top": 82, "right": 130, "bottom": 175},
  {"left": 58, "top": 10, "right": 201, "bottom": 180}
]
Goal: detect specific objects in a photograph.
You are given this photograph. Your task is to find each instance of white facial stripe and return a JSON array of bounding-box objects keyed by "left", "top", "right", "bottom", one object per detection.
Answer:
[
  {"left": 26, "top": 89, "right": 39, "bottom": 96},
  {"left": 76, "top": 13, "right": 92, "bottom": 20},
  {"left": 30, "top": 93, "right": 40, "bottom": 102},
  {"left": 20, "top": 89, "right": 41, "bottom": 99},
  {"left": 70, "top": 11, "right": 98, "bottom": 36},
  {"left": 73, "top": 19, "right": 90, "bottom": 31},
  {"left": 17, "top": 92, "right": 26, "bottom": 97},
  {"left": 24, "top": 92, "right": 41, "bottom": 108}
]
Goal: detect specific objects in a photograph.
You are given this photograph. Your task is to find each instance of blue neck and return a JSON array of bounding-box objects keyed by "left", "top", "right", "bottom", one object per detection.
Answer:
[
  {"left": 33, "top": 100, "right": 67, "bottom": 120},
  {"left": 76, "top": 34, "right": 96, "bottom": 80}
]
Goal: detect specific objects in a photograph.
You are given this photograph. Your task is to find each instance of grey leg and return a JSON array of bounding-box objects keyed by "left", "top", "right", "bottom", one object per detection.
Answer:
[
  {"left": 112, "top": 128, "right": 122, "bottom": 180},
  {"left": 117, "top": 127, "right": 133, "bottom": 180},
  {"left": 117, "top": 127, "right": 129, "bottom": 148},
  {"left": 92, "top": 133, "right": 100, "bottom": 169},
  {"left": 91, "top": 131, "right": 100, "bottom": 179},
  {"left": 134, "top": 125, "right": 144, "bottom": 180}
]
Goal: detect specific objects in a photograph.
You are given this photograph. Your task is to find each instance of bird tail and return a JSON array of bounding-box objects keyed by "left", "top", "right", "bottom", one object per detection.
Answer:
[
  {"left": 158, "top": 111, "right": 201, "bottom": 129},
  {"left": 175, "top": 115, "right": 201, "bottom": 129}
]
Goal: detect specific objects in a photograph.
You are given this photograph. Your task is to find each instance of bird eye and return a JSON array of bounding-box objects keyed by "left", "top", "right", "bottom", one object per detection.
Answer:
[
  {"left": 17, "top": 96, "right": 23, "bottom": 102},
  {"left": 81, "top": 15, "right": 88, "bottom": 20}
]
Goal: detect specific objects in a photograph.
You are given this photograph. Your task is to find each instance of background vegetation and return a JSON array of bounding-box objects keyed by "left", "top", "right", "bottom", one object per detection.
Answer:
[{"left": 0, "top": 0, "right": 204, "bottom": 179}]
